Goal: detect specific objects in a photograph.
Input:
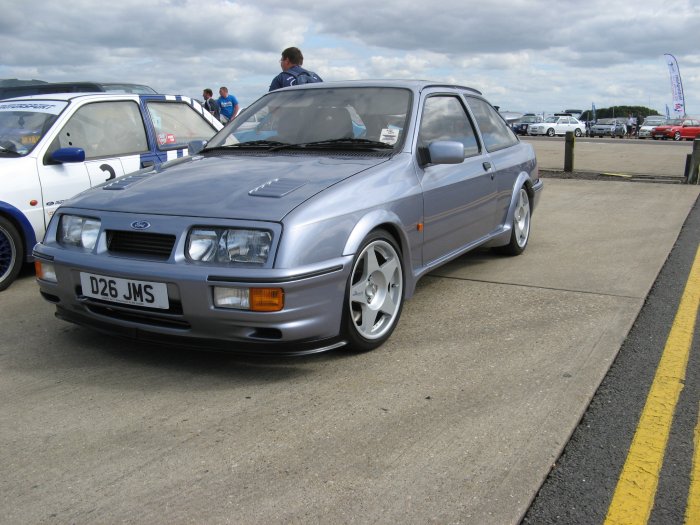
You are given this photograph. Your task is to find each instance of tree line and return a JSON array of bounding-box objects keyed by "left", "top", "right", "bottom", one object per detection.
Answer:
[{"left": 579, "top": 106, "right": 661, "bottom": 121}]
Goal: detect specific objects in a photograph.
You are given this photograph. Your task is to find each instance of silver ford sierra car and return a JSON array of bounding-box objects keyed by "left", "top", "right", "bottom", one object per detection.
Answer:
[{"left": 34, "top": 80, "right": 542, "bottom": 354}]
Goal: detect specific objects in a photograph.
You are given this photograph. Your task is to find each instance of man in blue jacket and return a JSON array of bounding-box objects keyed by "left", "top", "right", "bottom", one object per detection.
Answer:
[
  {"left": 269, "top": 47, "right": 323, "bottom": 91},
  {"left": 217, "top": 86, "right": 239, "bottom": 124}
]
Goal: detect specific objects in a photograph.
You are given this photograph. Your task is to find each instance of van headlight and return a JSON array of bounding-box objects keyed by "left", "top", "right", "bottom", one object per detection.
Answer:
[
  {"left": 58, "top": 215, "right": 101, "bottom": 250},
  {"left": 187, "top": 228, "right": 272, "bottom": 265}
]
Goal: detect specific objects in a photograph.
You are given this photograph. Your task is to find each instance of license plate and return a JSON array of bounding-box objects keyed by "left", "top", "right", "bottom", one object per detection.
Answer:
[{"left": 80, "top": 272, "right": 169, "bottom": 309}]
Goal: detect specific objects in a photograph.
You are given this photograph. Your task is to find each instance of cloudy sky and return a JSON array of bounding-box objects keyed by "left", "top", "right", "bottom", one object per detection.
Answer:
[{"left": 1, "top": 0, "right": 698, "bottom": 115}]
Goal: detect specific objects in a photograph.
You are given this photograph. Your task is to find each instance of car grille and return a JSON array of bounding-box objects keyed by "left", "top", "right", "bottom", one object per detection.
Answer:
[
  {"left": 86, "top": 303, "right": 190, "bottom": 329},
  {"left": 106, "top": 230, "right": 176, "bottom": 260}
]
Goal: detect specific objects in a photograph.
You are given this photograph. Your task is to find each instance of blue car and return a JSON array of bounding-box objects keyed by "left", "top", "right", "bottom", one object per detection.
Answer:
[{"left": 34, "top": 81, "right": 542, "bottom": 354}]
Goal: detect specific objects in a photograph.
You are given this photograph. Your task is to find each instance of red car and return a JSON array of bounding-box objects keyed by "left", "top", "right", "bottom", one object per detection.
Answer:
[{"left": 652, "top": 118, "right": 700, "bottom": 141}]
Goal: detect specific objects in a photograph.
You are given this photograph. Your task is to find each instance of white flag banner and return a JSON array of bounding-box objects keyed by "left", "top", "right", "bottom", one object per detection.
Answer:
[{"left": 664, "top": 53, "right": 686, "bottom": 116}]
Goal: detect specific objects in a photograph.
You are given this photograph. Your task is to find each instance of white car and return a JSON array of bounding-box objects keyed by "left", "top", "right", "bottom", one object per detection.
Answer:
[
  {"left": 0, "top": 93, "right": 222, "bottom": 290},
  {"left": 528, "top": 115, "right": 585, "bottom": 137},
  {"left": 637, "top": 116, "right": 667, "bottom": 139}
]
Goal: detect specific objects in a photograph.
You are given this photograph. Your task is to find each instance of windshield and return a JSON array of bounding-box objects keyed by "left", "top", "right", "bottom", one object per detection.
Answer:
[
  {"left": 642, "top": 118, "right": 666, "bottom": 126},
  {"left": 207, "top": 87, "right": 412, "bottom": 151},
  {"left": 595, "top": 119, "right": 616, "bottom": 125},
  {"left": 0, "top": 100, "right": 67, "bottom": 156}
]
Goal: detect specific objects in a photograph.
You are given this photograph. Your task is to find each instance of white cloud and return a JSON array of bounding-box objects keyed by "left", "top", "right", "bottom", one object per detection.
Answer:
[{"left": 0, "top": 0, "right": 698, "bottom": 114}]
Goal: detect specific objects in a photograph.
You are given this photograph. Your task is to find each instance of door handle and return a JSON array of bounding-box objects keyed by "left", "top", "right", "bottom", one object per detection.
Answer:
[
  {"left": 482, "top": 162, "right": 492, "bottom": 171},
  {"left": 141, "top": 161, "right": 155, "bottom": 169}
]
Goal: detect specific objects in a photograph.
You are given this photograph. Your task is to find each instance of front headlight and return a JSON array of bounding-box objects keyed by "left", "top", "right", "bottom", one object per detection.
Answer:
[
  {"left": 58, "top": 215, "right": 101, "bottom": 250},
  {"left": 187, "top": 227, "right": 272, "bottom": 265}
]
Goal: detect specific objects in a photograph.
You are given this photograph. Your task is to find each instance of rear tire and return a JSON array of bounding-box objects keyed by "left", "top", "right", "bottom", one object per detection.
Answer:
[
  {"left": 0, "top": 217, "right": 23, "bottom": 292},
  {"left": 495, "top": 187, "right": 531, "bottom": 256}
]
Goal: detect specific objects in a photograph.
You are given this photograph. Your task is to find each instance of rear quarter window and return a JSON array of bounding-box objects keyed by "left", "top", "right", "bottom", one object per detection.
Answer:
[
  {"left": 146, "top": 102, "right": 216, "bottom": 150},
  {"left": 464, "top": 96, "right": 519, "bottom": 152}
]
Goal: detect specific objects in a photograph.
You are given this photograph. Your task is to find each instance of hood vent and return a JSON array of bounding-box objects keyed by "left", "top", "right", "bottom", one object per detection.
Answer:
[
  {"left": 103, "top": 172, "right": 153, "bottom": 191},
  {"left": 249, "top": 178, "right": 308, "bottom": 198}
]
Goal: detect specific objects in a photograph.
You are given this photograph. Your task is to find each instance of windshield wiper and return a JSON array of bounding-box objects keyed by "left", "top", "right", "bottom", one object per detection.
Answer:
[
  {"left": 270, "top": 138, "right": 395, "bottom": 151},
  {"left": 204, "top": 140, "right": 287, "bottom": 151},
  {"left": 0, "top": 146, "right": 21, "bottom": 156}
]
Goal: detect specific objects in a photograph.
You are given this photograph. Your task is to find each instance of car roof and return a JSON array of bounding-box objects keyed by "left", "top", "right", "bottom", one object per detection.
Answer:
[
  {"left": 0, "top": 93, "right": 189, "bottom": 103},
  {"left": 276, "top": 79, "right": 482, "bottom": 95}
]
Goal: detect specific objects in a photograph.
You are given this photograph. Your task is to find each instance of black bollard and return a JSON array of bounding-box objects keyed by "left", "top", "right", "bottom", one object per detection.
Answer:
[{"left": 564, "top": 131, "right": 575, "bottom": 172}]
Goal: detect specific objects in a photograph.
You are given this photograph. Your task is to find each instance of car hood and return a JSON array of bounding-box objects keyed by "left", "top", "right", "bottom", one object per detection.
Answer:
[{"left": 66, "top": 153, "right": 390, "bottom": 222}]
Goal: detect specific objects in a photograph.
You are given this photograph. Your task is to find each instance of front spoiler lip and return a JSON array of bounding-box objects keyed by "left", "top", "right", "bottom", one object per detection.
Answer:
[{"left": 55, "top": 305, "right": 348, "bottom": 357}]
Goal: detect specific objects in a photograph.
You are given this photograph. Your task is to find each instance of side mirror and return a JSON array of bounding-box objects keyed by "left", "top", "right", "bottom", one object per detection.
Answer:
[
  {"left": 188, "top": 139, "right": 207, "bottom": 155},
  {"left": 426, "top": 141, "right": 465, "bottom": 165},
  {"left": 51, "top": 147, "right": 85, "bottom": 164}
]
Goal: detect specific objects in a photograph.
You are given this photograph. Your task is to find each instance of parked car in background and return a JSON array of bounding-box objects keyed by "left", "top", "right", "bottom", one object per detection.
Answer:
[
  {"left": 652, "top": 118, "right": 700, "bottom": 141},
  {"left": 0, "top": 81, "right": 157, "bottom": 100},
  {"left": 512, "top": 114, "right": 543, "bottom": 135},
  {"left": 33, "top": 80, "right": 543, "bottom": 354},
  {"left": 0, "top": 93, "right": 222, "bottom": 290},
  {"left": 562, "top": 109, "right": 584, "bottom": 120},
  {"left": 528, "top": 115, "right": 585, "bottom": 137},
  {"left": 637, "top": 116, "right": 667, "bottom": 139},
  {"left": 589, "top": 118, "right": 627, "bottom": 138}
]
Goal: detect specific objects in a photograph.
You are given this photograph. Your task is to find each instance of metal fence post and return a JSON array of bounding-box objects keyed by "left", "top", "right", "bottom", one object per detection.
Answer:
[
  {"left": 689, "top": 138, "right": 700, "bottom": 184},
  {"left": 564, "top": 131, "right": 575, "bottom": 172}
]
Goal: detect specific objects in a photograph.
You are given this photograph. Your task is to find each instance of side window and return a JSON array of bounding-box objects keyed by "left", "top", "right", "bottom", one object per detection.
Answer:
[
  {"left": 418, "top": 96, "right": 480, "bottom": 158},
  {"left": 52, "top": 101, "right": 147, "bottom": 160},
  {"left": 465, "top": 97, "right": 518, "bottom": 152},
  {"left": 146, "top": 102, "right": 217, "bottom": 150}
]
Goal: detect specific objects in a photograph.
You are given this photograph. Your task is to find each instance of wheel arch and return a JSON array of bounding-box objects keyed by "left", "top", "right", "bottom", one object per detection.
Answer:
[
  {"left": 0, "top": 201, "right": 37, "bottom": 262},
  {"left": 342, "top": 210, "right": 416, "bottom": 296},
  {"left": 485, "top": 171, "right": 537, "bottom": 249}
]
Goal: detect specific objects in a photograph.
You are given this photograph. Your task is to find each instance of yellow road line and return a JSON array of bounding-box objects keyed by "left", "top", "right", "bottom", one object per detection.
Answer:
[
  {"left": 604, "top": 245, "right": 700, "bottom": 525},
  {"left": 687, "top": 405, "right": 700, "bottom": 524}
]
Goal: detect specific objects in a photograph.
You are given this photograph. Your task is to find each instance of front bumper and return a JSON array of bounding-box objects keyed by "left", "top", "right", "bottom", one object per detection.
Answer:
[{"left": 34, "top": 243, "right": 353, "bottom": 354}]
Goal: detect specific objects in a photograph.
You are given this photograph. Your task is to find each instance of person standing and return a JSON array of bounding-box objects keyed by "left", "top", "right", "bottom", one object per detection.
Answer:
[
  {"left": 269, "top": 47, "right": 323, "bottom": 91},
  {"left": 202, "top": 88, "right": 219, "bottom": 120},
  {"left": 217, "top": 86, "right": 239, "bottom": 124}
]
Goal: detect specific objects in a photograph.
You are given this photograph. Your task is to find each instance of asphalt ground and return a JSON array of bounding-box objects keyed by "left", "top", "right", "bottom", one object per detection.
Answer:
[
  {"left": 523, "top": 189, "right": 700, "bottom": 524},
  {"left": 0, "top": 140, "right": 698, "bottom": 524}
]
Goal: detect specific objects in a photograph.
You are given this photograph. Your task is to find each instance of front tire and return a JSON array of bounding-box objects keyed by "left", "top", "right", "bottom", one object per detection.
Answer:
[
  {"left": 0, "top": 217, "right": 23, "bottom": 292},
  {"left": 674, "top": 131, "right": 682, "bottom": 141},
  {"left": 574, "top": 128, "right": 582, "bottom": 137},
  {"left": 343, "top": 230, "right": 404, "bottom": 352},
  {"left": 495, "top": 187, "right": 531, "bottom": 256},
  {"left": 546, "top": 128, "right": 555, "bottom": 137}
]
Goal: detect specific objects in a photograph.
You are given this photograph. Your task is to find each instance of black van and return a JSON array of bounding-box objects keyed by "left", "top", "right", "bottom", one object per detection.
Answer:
[{"left": 0, "top": 81, "right": 157, "bottom": 100}]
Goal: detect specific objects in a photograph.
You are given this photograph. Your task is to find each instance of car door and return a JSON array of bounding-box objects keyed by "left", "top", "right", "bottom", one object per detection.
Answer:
[
  {"left": 560, "top": 117, "right": 573, "bottom": 134},
  {"left": 463, "top": 96, "right": 524, "bottom": 229},
  {"left": 417, "top": 93, "right": 497, "bottom": 265},
  {"left": 682, "top": 120, "right": 700, "bottom": 139},
  {"left": 38, "top": 100, "right": 150, "bottom": 228}
]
